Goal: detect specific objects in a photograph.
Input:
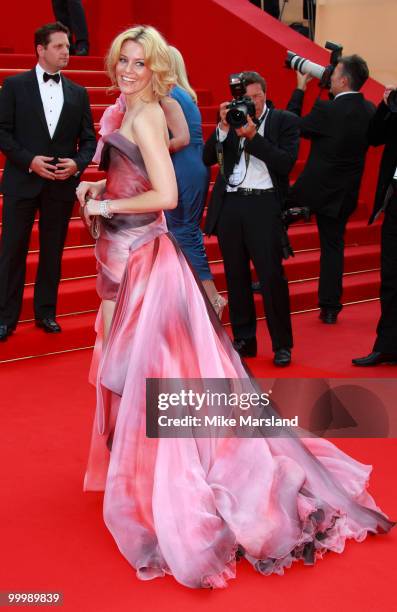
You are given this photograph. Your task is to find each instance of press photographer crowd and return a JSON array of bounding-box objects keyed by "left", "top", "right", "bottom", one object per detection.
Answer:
[
  {"left": 0, "top": 25, "right": 396, "bottom": 370},
  {"left": 204, "top": 43, "right": 397, "bottom": 367}
]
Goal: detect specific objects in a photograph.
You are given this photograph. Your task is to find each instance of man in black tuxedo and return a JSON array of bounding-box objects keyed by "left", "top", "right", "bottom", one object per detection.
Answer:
[
  {"left": 287, "top": 55, "right": 375, "bottom": 323},
  {"left": 52, "top": 0, "right": 90, "bottom": 55},
  {"left": 353, "top": 86, "right": 397, "bottom": 366},
  {"left": 0, "top": 22, "right": 96, "bottom": 341},
  {"left": 203, "top": 71, "right": 300, "bottom": 366}
]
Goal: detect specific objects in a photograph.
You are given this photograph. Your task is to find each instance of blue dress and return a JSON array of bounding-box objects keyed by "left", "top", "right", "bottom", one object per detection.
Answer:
[{"left": 165, "top": 86, "right": 212, "bottom": 280}]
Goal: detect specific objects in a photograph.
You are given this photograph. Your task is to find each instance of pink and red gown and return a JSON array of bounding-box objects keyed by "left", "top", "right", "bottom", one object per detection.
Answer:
[{"left": 84, "top": 131, "right": 394, "bottom": 589}]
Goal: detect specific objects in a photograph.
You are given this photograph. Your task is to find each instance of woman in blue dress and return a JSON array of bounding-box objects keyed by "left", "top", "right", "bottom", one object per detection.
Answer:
[{"left": 161, "top": 46, "right": 227, "bottom": 318}]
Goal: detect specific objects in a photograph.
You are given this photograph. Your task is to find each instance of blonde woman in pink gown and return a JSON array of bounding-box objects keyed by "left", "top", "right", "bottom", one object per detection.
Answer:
[{"left": 78, "top": 26, "right": 393, "bottom": 589}]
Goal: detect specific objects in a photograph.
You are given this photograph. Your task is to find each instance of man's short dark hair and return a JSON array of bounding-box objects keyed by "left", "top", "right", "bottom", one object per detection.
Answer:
[
  {"left": 242, "top": 71, "right": 267, "bottom": 93},
  {"left": 34, "top": 22, "right": 70, "bottom": 52},
  {"left": 338, "top": 55, "right": 369, "bottom": 91}
]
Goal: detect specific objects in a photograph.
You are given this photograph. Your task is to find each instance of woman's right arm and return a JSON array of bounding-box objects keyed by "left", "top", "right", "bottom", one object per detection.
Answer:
[{"left": 85, "top": 106, "right": 177, "bottom": 216}]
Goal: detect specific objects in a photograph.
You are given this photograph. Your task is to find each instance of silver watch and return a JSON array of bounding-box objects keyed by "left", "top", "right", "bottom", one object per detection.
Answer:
[{"left": 99, "top": 199, "right": 114, "bottom": 219}]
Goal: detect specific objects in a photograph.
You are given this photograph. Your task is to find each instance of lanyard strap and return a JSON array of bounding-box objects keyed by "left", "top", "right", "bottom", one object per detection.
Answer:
[{"left": 215, "top": 107, "right": 269, "bottom": 188}]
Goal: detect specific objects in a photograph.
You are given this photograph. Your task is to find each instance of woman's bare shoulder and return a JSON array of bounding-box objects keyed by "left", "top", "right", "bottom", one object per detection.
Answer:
[
  {"left": 134, "top": 102, "right": 166, "bottom": 127},
  {"left": 132, "top": 102, "right": 168, "bottom": 144}
]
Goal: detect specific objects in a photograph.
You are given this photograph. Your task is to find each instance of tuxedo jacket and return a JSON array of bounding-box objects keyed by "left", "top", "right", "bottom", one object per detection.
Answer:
[
  {"left": 202, "top": 107, "right": 300, "bottom": 235},
  {"left": 368, "top": 101, "right": 397, "bottom": 224},
  {"left": 287, "top": 89, "right": 375, "bottom": 217},
  {"left": 0, "top": 68, "right": 96, "bottom": 200}
]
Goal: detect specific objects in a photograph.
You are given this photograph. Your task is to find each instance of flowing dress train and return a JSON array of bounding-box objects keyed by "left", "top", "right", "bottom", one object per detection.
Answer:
[{"left": 85, "top": 131, "right": 394, "bottom": 589}]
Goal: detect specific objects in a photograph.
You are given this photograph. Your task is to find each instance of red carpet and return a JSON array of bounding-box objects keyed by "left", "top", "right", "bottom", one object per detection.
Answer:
[{"left": 1, "top": 304, "right": 396, "bottom": 612}]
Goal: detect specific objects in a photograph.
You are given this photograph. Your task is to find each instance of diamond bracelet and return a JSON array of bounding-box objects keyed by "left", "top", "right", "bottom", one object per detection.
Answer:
[{"left": 99, "top": 199, "right": 114, "bottom": 219}]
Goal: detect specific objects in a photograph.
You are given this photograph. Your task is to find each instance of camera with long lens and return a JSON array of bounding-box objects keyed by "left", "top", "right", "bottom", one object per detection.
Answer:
[
  {"left": 225, "top": 73, "right": 257, "bottom": 128},
  {"left": 387, "top": 89, "right": 397, "bottom": 113},
  {"left": 285, "top": 41, "right": 343, "bottom": 89}
]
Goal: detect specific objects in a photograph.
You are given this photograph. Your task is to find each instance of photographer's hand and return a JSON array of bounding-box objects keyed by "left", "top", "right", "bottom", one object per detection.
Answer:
[
  {"left": 218, "top": 102, "right": 230, "bottom": 133},
  {"left": 296, "top": 72, "right": 312, "bottom": 91},
  {"left": 235, "top": 115, "right": 256, "bottom": 140},
  {"left": 384, "top": 85, "right": 396, "bottom": 107}
]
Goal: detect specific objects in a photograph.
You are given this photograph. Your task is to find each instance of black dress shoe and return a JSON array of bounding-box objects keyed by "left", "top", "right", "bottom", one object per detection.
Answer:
[
  {"left": 352, "top": 351, "right": 397, "bottom": 367},
  {"left": 0, "top": 324, "right": 15, "bottom": 341},
  {"left": 273, "top": 348, "right": 291, "bottom": 367},
  {"left": 35, "top": 318, "right": 62, "bottom": 333},
  {"left": 233, "top": 337, "right": 257, "bottom": 357},
  {"left": 319, "top": 308, "right": 338, "bottom": 324}
]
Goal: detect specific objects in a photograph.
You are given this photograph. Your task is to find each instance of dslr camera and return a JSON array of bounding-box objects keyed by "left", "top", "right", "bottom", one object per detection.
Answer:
[
  {"left": 285, "top": 41, "right": 343, "bottom": 90},
  {"left": 225, "top": 73, "right": 257, "bottom": 128}
]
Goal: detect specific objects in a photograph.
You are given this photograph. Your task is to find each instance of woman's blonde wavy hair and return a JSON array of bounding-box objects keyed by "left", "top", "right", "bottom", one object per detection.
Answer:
[
  {"left": 169, "top": 46, "right": 197, "bottom": 104},
  {"left": 105, "top": 25, "right": 176, "bottom": 99}
]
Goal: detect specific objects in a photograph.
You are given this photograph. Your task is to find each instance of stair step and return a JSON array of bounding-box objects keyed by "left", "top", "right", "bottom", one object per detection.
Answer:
[
  {"left": 0, "top": 68, "right": 110, "bottom": 87},
  {"left": 0, "top": 175, "right": 373, "bottom": 223},
  {"left": 87, "top": 87, "right": 118, "bottom": 105},
  {"left": 0, "top": 53, "right": 105, "bottom": 70},
  {"left": 203, "top": 218, "right": 380, "bottom": 258},
  {"left": 0, "top": 311, "right": 97, "bottom": 363},
  {"left": 0, "top": 201, "right": 382, "bottom": 260},
  {"left": 25, "top": 245, "right": 96, "bottom": 284},
  {"left": 2, "top": 212, "right": 380, "bottom": 272},
  {"left": 24, "top": 218, "right": 94, "bottom": 250},
  {"left": 208, "top": 244, "right": 379, "bottom": 287},
  {"left": 23, "top": 238, "right": 380, "bottom": 286},
  {"left": 18, "top": 250, "right": 380, "bottom": 323},
  {"left": 250, "top": 269, "right": 380, "bottom": 316},
  {"left": 0, "top": 69, "right": 214, "bottom": 106},
  {"left": 20, "top": 277, "right": 100, "bottom": 321},
  {"left": 3, "top": 256, "right": 381, "bottom": 361}
]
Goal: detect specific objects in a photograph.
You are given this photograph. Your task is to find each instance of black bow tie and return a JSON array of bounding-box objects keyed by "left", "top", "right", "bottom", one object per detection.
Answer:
[{"left": 43, "top": 72, "right": 60, "bottom": 84}]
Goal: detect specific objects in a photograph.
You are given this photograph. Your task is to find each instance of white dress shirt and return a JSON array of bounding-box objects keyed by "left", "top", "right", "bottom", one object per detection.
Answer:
[
  {"left": 218, "top": 104, "right": 274, "bottom": 192},
  {"left": 334, "top": 91, "right": 361, "bottom": 100},
  {"left": 36, "top": 63, "right": 64, "bottom": 138}
]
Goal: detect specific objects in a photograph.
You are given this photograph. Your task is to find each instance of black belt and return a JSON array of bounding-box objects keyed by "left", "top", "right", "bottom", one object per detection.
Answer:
[{"left": 232, "top": 188, "right": 275, "bottom": 196}]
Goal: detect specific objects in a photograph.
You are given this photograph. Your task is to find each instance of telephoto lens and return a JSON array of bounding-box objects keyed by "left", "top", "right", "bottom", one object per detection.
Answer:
[{"left": 285, "top": 51, "right": 325, "bottom": 80}]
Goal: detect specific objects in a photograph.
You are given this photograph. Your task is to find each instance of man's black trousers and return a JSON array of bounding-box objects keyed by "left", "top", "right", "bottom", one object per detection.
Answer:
[
  {"left": 52, "top": 0, "right": 89, "bottom": 44},
  {"left": 216, "top": 191, "right": 293, "bottom": 351},
  {"left": 315, "top": 208, "right": 352, "bottom": 312},
  {"left": 373, "top": 193, "right": 397, "bottom": 353},
  {"left": 0, "top": 187, "right": 74, "bottom": 327}
]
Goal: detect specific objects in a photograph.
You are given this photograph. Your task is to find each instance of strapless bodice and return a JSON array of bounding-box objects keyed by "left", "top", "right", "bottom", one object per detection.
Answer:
[{"left": 99, "top": 131, "right": 159, "bottom": 231}]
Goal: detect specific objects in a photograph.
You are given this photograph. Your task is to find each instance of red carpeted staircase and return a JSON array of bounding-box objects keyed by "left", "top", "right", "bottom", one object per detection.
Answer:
[{"left": 0, "top": 54, "right": 382, "bottom": 362}]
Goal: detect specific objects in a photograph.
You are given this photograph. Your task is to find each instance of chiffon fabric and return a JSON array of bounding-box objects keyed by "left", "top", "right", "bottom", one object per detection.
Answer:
[{"left": 85, "top": 131, "right": 394, "bottom": 589}]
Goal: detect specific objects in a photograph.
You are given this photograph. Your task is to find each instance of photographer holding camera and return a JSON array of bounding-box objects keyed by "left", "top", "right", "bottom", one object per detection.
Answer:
[
  {"left": 286, "top": 54, "right": 375, "bottom": 324},
  {"left": 352, "top": 86, "right": 397, "bottom": 366},
  {"left": 203, "top": 71, "right": 300, "bottom": 366}
]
